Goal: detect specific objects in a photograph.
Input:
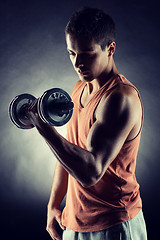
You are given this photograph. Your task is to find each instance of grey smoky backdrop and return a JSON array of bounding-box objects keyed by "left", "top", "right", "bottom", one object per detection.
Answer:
[{"left": 0, "top": 0, "right": 159, "bottom": 239}]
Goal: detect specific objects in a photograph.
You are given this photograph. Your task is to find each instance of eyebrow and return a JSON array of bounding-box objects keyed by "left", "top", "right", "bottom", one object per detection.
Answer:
[{"left": 67, "top": 47, "right": 95, "bottom": 53}]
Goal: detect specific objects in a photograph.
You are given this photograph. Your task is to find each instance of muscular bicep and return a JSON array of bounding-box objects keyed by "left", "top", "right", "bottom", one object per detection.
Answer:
[{"left": 86, "top": 91, "right": 139, "bottom": 177}]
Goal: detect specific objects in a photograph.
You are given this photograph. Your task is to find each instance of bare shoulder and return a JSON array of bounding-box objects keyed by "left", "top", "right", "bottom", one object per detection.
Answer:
[
  {"left": 105, "top": 83, "right": 141, "bottom": 109},
  {"left": 116, "top": 83, "right": 140, "bottom": 98},
  {"left": 96, "top": 83, "right": 142, "bottom": 123},
  {"left": 117, "top": 84, "right": 142, "bottom": 113}
]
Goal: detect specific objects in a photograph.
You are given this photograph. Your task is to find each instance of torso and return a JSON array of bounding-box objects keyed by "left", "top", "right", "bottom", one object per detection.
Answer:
[{"left": 62, "top": 75, "right": 143, "bottom": 232}]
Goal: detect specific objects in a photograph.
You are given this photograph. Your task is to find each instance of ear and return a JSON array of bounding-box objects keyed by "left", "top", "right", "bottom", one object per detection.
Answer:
[{"left": 108, "top": 41, "right": 116, "bottom": 56}]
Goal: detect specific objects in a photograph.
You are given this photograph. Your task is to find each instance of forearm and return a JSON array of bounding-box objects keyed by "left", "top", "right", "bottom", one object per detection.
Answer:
[
  {"left": 48, "top": 161, "right": 68, "bottom": 209},
  {"left": 37, "top": 124, "right": 97, "bottom": 187}
]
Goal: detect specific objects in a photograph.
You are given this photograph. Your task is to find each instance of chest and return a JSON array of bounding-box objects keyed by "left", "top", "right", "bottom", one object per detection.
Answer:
[
  {"left": 80, "top": 86, "right": 109, "bottom": 124},
  {"left": 80, "top": 86, "right": 98, "bottom": 108}
]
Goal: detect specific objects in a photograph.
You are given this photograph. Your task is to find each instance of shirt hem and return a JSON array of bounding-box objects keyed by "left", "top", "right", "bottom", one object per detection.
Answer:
[{"left": 62, "top": 208, "right": 142, "bottom": 233}]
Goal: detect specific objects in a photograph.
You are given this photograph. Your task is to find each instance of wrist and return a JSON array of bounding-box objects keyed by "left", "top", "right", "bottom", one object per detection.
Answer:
[
  {"left": 36, "top": 122, "right": 56, "bottom": 139},
  {"left": 47, "top": 200, "right": 61, "bottom": 210}
]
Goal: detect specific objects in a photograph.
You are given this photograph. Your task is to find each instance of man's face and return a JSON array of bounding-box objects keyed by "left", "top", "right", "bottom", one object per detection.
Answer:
[{"left": 66, "top": 34, "right": 110, "bottom": 82}]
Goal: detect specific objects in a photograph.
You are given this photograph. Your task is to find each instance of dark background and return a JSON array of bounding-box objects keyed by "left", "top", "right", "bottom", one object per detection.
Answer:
[{"left": 0, "top": 0, "right": 159, "bottom": 239}]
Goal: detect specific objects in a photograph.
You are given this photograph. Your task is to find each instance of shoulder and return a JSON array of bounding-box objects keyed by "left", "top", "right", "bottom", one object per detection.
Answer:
[
  {"left": 96, "top": 83, "right": 141, "bottom": 123},
  {"left": 105, "top": 83, "right": 140, "bottom": 109},
  {"left": 71, "top": 80, "right": 83, "bottom": 95},
  {"left": 109, "top": 84, "right": 140, "bottom": 106}
]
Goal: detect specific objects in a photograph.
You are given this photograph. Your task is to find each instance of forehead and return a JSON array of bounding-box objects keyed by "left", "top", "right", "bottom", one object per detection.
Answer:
[{"left": 66, "top": 34, "right": 100, "bottom": 52}]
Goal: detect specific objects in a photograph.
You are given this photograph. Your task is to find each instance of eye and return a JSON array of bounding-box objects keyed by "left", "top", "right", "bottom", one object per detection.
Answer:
[
  {"left": 83, "top": 53, "right": 93, "bottom": 57},
  {"left": 82, "top": 52, "right": 96, "bottom": 59},
  {"left": 68, "top": 51, "right": 75, "bottom": 57}
]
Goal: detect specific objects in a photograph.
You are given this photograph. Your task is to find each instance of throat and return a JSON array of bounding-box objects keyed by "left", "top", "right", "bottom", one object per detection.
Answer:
[
  {"left": 80, "top": 83, "right": 99, "bottom": 108},
  {"left": 88, "top": 83, "right": 94, "bottom": 94},
  {"left": 87, "top": 81, "right": 100, "bottom": 94}
]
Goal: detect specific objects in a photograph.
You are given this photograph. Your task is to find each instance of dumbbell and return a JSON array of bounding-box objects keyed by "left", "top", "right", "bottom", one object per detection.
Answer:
[{"left": 9, "top": 88, "right": 74, "bottom": 129}]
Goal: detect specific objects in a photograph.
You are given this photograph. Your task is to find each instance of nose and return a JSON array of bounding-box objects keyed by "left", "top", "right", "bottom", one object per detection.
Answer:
[{"left": 74, "top": 54, "right": 84, "bottom": 68}]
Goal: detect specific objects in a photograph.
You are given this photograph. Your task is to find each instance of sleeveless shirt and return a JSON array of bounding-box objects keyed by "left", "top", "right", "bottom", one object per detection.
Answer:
[{"left": 62, "top": 74, "right": 143, "bottom": 232}]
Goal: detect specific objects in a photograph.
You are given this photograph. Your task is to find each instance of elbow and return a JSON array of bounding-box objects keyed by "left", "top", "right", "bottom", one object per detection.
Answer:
[
  {"left": 80, "top": 179, "right": 94, "bottom": 188},
  {"left": 80, "top": 175, "right": 101, "bottom": 188},
  {"left": 76, "top": 153, "right": 106, "bottom": 188},
  {"left": 79, "top": 165, "right": 103, "bottom": 188},
  {"left": 81, "top": 180, "right": 97, "bottom": 188}
]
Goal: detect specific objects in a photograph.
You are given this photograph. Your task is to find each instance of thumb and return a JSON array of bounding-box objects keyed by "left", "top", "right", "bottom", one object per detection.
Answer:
[{"left": 55, "top": 210, "right": 66, "bottom": 231}]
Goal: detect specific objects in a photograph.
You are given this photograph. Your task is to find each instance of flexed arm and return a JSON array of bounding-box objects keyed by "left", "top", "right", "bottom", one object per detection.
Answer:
[{"left": 27, "top": 85, "right": 141, "bottom": 188}]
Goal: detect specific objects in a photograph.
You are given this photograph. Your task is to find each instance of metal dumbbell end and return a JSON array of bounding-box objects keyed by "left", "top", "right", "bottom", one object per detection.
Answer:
[
  {"left": 38, "top": 88, "right": 74, "bottom": 127},
  {"left": 9, "top": 88, "right": 74, "bottom": 129},
  {"left": 9, "top": 93, "right": 36, "bottom": 129}
]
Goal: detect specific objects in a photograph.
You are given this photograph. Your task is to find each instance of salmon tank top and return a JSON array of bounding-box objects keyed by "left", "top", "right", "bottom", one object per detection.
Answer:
[{"left": 62, "top": 74, "right": 143, "bottom": 232}]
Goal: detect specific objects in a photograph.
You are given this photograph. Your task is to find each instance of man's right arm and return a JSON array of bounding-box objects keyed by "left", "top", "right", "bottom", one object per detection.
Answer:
[{"left": 46, "top": 161, "right": 68, "bottom": 240}]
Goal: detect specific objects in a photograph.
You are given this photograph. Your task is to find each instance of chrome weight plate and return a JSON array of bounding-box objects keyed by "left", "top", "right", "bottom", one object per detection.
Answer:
[
  {"left": 38, "top": 88, "right": 74, "bottom": 126},
  {"left": 9, "top": 94, "right": 36, "bottom": 129}
]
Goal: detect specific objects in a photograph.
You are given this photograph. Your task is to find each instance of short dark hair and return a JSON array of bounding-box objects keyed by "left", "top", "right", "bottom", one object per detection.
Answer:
[{"left": 65, "top": 7, "right": 116, "bottom": 50}]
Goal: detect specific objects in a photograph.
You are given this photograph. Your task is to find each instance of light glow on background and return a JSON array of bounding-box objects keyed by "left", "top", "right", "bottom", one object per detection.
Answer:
[{"left": 0, "top": 0, "right": 159, "bottom": 239}]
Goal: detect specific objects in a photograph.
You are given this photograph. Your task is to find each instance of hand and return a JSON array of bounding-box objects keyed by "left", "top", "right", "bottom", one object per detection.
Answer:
[
  {"left": 46, "top": 207, "right": 66, "bottom": 240},
  {"left": 26, "top": 98, "right": 47, "bottom": 129}
]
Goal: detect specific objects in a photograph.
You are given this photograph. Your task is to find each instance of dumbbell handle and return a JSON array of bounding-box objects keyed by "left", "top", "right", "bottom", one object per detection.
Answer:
[
  {"left": 21, "top": 97, "right": 74, "bottom": 114},
  {"left": 48, "top": 101, "right": 74, "bottom": 112}
]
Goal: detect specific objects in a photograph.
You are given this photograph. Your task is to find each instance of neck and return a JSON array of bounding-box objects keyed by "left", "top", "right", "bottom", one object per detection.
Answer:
[{"left": 87, "top": 59, "right": 119, "bottom": 94}]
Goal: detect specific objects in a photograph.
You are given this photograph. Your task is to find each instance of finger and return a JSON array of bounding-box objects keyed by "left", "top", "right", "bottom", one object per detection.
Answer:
[
  {"left": 58, "top": 221, "right": 66, "bottom": 231},
  {"left": 27, "top": 98, "right": 38, "bottom": 113},
  {"left": 55, "top": 212, "right": 66, "bottom": 231}
]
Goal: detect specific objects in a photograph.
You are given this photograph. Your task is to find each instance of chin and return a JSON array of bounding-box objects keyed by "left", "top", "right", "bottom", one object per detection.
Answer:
[{"left": 80, "top": 75, "right": 94, "bottom": 82}]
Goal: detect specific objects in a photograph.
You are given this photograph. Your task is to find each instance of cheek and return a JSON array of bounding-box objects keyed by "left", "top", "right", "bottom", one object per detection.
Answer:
[
  {"left": 70, "top": 58, "right": 76, "bottom": 69},
  {"left": 87, "top": 57, "right": 100, "bottom": 69},
  {"left": 98, "top": 55, "right": 108, "bottom": 70},
  {"left": 91, "top": 58, "right": 103, "bottom": 71},
  {"left": 69, "top": 56, "right": 74, "bottom": 64},
  {"left": 92, "top": 57, "right": 108, "bottom": 76}
]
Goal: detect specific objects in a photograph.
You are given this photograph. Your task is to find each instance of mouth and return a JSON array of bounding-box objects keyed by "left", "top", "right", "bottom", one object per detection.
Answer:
[{"left": 78, "top": 69, "right": 90, "bottom": 76}]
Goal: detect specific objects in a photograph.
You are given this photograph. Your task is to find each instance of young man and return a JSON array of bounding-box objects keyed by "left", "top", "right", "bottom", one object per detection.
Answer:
[{"left": 27, "top": 7, "right": 147, "bottom": 240}]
